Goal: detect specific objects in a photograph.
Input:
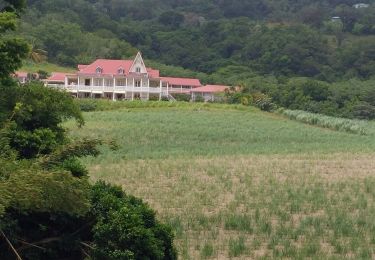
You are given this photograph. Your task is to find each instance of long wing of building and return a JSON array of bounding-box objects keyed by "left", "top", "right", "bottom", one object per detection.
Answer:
[{"left": 45, "top": 52, "right": 229, "bottom": 101}]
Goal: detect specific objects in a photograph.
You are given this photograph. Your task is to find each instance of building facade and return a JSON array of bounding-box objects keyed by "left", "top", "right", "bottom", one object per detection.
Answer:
[{"left": 45, "top": 52, "right": 203, "bottom": 101}]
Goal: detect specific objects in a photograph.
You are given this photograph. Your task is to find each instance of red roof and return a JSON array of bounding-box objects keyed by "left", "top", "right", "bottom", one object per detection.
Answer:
[
  {"left": 78, "top": 59, "right": 134, "bottom": 75},
  {"left": 77, "top": 59, "right": 160, "bottom": 79},
  {"left": 161, "top": 77, "right": 201, "bottom": 87},
  {"left": 190, "top": 85, "right": 229, "bottom": 93},
  {"left": 78, "top": 64, "right": 88, "bottom": 70},
  {"left": 15, "top": 71, "right": 28, "bottom": 78},
  {"left": 147, "top": 68, "right": 160, "bottom": 78},
  {"left": 46, "top": 72, "right": 67, "bottom": 82}
]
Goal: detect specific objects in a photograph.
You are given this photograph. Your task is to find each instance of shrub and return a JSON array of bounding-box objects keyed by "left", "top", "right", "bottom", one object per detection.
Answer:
[
  {"left": 173, "top": 93, "right": 191, "bottom": 102},
  {"left": 194, "top": 94, "right": 205, "bottom": 102},
  {"left": 90, "top": 181, "right": 177, "bottom": 260},
  {"left": 79, "top": 101, "right": 98, "bottom": 112},
  {"left": 252, "top": 92, "right": 276, "bottom": 111}
]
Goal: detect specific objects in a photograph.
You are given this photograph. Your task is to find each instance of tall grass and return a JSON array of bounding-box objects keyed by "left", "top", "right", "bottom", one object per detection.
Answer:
[
  {"left": 76, "top": 99, "right": 251, "bottom": 112},
  {"left": 278, "top": 108, "right": 369, "bottom": 135},
  {"left": 66, "top": 107, "right": 375, "bottom": 258}
]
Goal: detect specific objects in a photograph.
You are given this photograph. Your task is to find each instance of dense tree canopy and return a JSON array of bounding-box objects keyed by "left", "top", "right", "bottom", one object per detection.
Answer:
[{"left": 14, "top": 0, "right": 375, "bottom": 81}]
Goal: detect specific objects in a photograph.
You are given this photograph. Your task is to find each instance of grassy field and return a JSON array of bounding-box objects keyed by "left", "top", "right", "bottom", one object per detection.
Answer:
[
  {"left": 20, "top": 61, "right": 75, "bottom": 73},
  {"left": 66, "top": 102, "right": 375, "bottom": 259}
]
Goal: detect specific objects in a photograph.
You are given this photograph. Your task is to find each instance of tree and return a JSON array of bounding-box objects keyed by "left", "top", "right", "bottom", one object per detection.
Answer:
[
  {"left": 0, "top": 0, "right": 29, "bottom": 80},
  {"left": 159, "top": 11, "right": 184, "bottom": 28}
]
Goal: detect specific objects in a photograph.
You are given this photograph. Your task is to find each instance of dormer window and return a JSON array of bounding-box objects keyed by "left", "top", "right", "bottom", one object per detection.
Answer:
[
  {"left": 118, "top": 68, "right": 124, "bottom": 74},
  {"left": 96, "top": 67, "right": 103, "bottom": 74},
  {"left": 136, "top": 67, "right": 141, "bottom": 73}
]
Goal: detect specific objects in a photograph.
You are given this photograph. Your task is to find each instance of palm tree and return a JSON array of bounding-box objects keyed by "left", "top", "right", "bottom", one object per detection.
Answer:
[
  {"left": 28, "top": 39, "right": 48, "bottom": 63},
  {"left": 29, "top": 46, "right": 48, "bottom": 63}
]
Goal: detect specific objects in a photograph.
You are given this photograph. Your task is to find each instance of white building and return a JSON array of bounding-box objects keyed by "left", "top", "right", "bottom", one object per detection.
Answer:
[
  {"left": 353, "top": 3, "right": 370, "bottom": 8},
  {"left": 45, "top": 52, "right": 202, "bottom": 101}
]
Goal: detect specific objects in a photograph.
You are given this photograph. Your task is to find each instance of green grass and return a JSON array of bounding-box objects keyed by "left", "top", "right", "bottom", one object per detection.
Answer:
[
  {"left": 66, "top": 103, "right": 375, "bottom": 259},
  {"left": 20, "top": 61, "right": 75, "bottom": 73},
  {"left": 67, "top": 104, "right": 375, "bottom": 162}
]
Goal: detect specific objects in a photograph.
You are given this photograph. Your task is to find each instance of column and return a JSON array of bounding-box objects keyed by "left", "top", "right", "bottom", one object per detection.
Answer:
[
  {"left": 113, "top": 78, "right": 115, "bottom": 101},
  {"left": 91, "top": 77, "right": 94, "bottom": 98},
  {"left": 77, "top": 77, "right": 80, "bottom": 98},
  {"left": 159, "top": 80, "right": 162, "bottom": 101},
  {"left": 102, "top": 78, "right": 105, "bottom": 98}
]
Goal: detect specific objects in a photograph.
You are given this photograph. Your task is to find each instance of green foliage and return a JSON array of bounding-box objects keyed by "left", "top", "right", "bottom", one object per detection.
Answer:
[
  {"left": 90, "top": 181, "right": 177, "bottom": 260},
  {"left": 0, "top": 0, "right": 29, "bottom": 80},
  {"left": 0, "top": 83, "right": 84, "bottom": 158},
  {"left": 14, "top": 0, "right": 375, "bottom": 80},
  {"left": 252, "top": 92, "right": 276, "bottom": 112},
  {"left": 172, "top": 93, "right": 191, "bottom": 102}
]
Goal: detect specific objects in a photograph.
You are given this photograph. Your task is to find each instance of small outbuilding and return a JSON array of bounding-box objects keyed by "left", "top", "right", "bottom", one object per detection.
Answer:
[{"left": 190, "top": 85, "right": 230, "bottom": 102}]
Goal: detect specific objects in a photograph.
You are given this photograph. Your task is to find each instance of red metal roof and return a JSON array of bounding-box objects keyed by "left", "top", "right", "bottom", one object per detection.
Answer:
[
  {"left": 46, "top": 72, "right": 67, "bottom": 82},
  {"left": 77, "top": 59, "right": 161, "bottom": 79},
  {"left": 78, "top": 64, "right": 88, "bottom": 70},
  {"left": 190, "top": 85, "right": 229, "bottom": 93},
  {"left": 161, "top": 77, "right": 202, "bottom": 87},
  {"left": 78, "top": 59, "right": 134, "bottom": 75},
  {"left": 147, "top": 68, "right": 160, "bottom": 78}
]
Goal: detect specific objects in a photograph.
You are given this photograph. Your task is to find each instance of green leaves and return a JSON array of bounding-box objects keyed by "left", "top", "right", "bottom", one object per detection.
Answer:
[
  {"left": 91, "top": 181, "right": 177, "bottom": 260},
  {"left": 0, "top": 12, "right": 17, "bottom": 32}
]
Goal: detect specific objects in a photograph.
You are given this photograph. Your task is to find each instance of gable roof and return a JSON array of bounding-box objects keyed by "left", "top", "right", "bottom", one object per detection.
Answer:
[
  {"left": 78, "top": 59, "right": 134, "bottom": 75},
  {"left": 129, "top": 52, "right": 147, "bottom": 73},
  {"left": 46, "top": 72, "right": 67, "bottom": 82},
  {"left": 161, "top": 77, "right": 202, "bottom": 87},
  {"left": 190, "top": 85, "right": 229, "bottom": 93}
]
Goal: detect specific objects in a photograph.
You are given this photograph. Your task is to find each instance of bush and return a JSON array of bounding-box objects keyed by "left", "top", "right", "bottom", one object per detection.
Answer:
[
  {"left": 173, "top": 93, "right": 191, "bottom": 102},
  {"left": 252, "top": 92, "right": 276, "bottom": 111},
  {"left": 90, "top": 181, "right": 177, "bottom": 260},
  {"left": 79, "top": 101, "right": 98, "bottom": 112},
  {"left": 352, "top": 102, "right": 375, "bottom": 120}
]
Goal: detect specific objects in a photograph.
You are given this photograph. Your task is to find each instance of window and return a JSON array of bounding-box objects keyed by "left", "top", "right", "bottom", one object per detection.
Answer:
[
  {"left": 105, "top": 79, "right": 112, "bottom": 86},
  {"left": 117, "top": 79, "right": 126, "bottom": 86},
  {"left": 96, "top": 67, "right": 103, "bottom": 74},
  {"left": 94, "top": 78, "right": 103, "bottom": 86},
  {"left": 136, "top": 67, "right": 141, "bottom": 73},
  {"left": 135, "top": 80, "right": 141, "bottom": 87},
  {"left": 118, "top": 68, "right": 124, "bottom": 74}
]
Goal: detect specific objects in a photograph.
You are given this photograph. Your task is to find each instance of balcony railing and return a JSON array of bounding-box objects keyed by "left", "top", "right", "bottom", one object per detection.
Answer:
[{"left": 63, "top": 85, "right": 163, "bottom": 93}]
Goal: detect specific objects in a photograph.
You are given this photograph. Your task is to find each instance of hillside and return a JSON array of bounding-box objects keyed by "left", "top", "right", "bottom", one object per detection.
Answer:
[
  {"left": 20, "top": 0, "right": 375, "bottom": 80},
  {"left": 66, "top": 102, "right": 375, "bottom": 259}
]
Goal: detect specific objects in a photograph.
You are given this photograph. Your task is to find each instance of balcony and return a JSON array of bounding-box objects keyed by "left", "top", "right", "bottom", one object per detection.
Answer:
[{"left": 63, "top": 85, "right": 163, "bottom": 93}]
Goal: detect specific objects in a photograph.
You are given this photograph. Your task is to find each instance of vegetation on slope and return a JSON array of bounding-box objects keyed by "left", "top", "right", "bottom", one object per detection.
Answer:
[{"left": 17, "top": 0, "right": 375, "bottom": 120}]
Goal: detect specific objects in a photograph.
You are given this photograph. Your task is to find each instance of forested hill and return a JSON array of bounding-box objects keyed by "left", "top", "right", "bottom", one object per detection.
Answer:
[{"left": 21, "top": 0, "right": 375, "bottom": 82}]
